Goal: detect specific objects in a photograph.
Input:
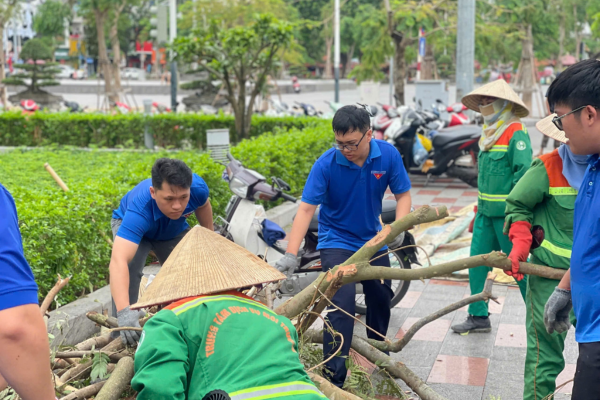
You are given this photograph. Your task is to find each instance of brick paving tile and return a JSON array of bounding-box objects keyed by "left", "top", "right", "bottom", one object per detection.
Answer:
[
  {"left": 395, "top": 318, "right": 451, "bottom": 342},
  {"left": 463, "top": 191, "right": 479, "bottom": 197},
  {"left": 556, "top": 363, "right": 576, "bottom": 394},
  {"left": 417, "top": 189, "right": 442, "bottom": 196},
  {"left": 449, "top": 206, "right": 464, "bottom": 214},
  {"left": 395, "top": 291, "right": 421, "bottom": 308},
  {"left": 432, "top": 197, "right": 458, "bottom": 204},
  {"left": 429, "top": 279, "right": 468, "bottom": 287},
  {"left": 349, "top": 349, "right": 376, "bottom": 374},
  {"left": 495, "top": 323, "right": 527, "bottom": 348},
  {"left": 446, "top": 184, "right": 470, "bottom": 189},
  {"left": 427, "top": 354, "right": 490, "bottom": 386}
]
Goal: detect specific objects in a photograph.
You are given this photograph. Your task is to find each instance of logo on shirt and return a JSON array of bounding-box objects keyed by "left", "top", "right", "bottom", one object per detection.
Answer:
[
  {"left": 516, "top": 141, "right": 527, "bottom": 151},
  {"left": 372, "top": 171, "right": 386, "bottom": 180},
  {"left": 182, "top": 211, "right": 194, "bottom": 218}
]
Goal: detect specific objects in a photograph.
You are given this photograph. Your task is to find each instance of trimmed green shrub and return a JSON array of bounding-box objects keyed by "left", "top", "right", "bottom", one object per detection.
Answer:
[
  {"left": 0, "top": 111, "right": 327, "bottom": 148},
  {"left": 0, "top": 122, "right": 333, "bottom": 305}
]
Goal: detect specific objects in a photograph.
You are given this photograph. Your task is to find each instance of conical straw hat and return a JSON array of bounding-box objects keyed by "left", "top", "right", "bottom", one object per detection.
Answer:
[
  {"left": 535, "top": 114, "right": 567, "bottom": 144},
  {"left": 462, "top": 79, "right": 530, "bottom": 118},
  {"left": 131, "top": 225, "right": 286, "bottom": 309}
]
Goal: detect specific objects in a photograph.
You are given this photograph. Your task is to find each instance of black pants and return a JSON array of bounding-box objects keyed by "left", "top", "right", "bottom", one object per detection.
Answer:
[
  {"left": 320, "top": 248, "right": 393, "bottom": 387},
  {"left": 573, "top": 341, "right": 600, "bottom": 400}
]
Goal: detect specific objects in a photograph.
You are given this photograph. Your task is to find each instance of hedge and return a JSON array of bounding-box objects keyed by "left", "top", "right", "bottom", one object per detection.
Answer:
[
  {"left": 0, "top": 122, "right": 333, "bottom": 306},
  {"left": 0, "top": 111, "right": 327, "bottom": 148}
]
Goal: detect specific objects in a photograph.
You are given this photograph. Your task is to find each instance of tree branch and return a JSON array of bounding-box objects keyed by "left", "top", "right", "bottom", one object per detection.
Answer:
[
  {"left": 95, "top": 357, "right": 135, "bottom": 400},
  {"left": 369, "top": 273, "right": 497, "bottom": 353}
]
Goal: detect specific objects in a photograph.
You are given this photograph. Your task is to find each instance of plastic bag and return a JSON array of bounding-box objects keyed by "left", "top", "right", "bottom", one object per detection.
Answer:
[{"left": 412, "top": 136, "right": 429, "bottom": 167}]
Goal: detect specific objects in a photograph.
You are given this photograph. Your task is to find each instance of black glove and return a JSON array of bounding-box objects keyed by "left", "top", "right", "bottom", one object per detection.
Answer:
[{"left": 117, "top": 306, "right": 144, "bottom": 346}]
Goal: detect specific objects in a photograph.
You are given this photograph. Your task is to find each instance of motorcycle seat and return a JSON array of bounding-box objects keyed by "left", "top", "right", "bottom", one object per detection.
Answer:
[
  {"left": 432, "top": 125, "right": 481, "bottom": 149},
  {"left": 305, "top": 200, "right": 397, "bottom": 232}
]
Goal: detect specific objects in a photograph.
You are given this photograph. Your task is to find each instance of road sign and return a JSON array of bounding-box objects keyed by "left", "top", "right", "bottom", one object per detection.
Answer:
[{"left": 419, "top": 37, "right": 426, "bottom": 57}]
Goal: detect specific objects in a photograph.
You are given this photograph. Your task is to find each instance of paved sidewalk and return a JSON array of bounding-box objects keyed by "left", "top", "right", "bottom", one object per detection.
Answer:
[
  {"left": 386, "top": 175, "right": 477, "bottom": 214},
  {"left": 341, "top": 278, "right": 577, "bottom": 400}
]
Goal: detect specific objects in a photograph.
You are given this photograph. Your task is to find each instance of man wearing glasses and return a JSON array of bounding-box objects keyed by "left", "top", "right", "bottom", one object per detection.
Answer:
[
  {"left": 543, "top": 58, "right": 600, "bottom": 399},
  {"left": 275, "top": 105, "right": 412, "bottom": 387}
]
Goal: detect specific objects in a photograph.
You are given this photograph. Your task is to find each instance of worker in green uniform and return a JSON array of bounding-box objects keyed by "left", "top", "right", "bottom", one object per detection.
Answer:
[
  {"left": 452, "top": 79, "right": 532, "bottom": 334},
  {"left": 130, "top": 226, "right": 326, "bottom": 400},
  {"left": 504, "top": 113, "right": 586, "bottom": 400}
]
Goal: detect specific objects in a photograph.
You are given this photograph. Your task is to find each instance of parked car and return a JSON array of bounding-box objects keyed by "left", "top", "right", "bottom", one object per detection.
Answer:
[
  {"left": 55, "top": 65, "right": 87, "bottom": 80},
  {"left": 121, "top": 68, "right": 145, "bottom": 81}
]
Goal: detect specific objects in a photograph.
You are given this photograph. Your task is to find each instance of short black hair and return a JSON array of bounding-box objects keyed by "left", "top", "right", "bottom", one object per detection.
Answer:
[
  {"left": 547, "top": 59, "right": 600, "bottom": 112},
  {"left": 151, "top": 158, "right": 193, "bottom": 190},
  {"left": 332, "top": 105, "right": 371, "bottom": 135}
]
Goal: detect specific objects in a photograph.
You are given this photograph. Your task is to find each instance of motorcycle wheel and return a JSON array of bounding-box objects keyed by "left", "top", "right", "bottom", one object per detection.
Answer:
[
  {"left": 447, "top": 165, "right": 478, "bottom": 188},
  {"left": 355, "top": 250, "right": 411, "bottom": 315}
]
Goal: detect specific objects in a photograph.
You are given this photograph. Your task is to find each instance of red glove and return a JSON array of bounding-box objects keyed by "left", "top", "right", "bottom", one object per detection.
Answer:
[
  {"left": 468, "top": 206, "right": 477, "bottom": 233},
  {"left": 506, "top": 221, "right": 532, "bottom": 281}
]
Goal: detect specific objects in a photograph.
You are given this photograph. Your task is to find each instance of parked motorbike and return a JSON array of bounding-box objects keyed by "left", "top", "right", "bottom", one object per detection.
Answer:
[
  {"left": 292, "top": 76, "right": 301, "bottom": 94},
  {"left": 63, "top": 101, "right": 85, "bottom": 113},
  {"left": 215, "top": 153, "right": 418, "bottom": 314},
  {"left": 19, "top": 99, "right": 40, "bottom": 114},
  {"left": 293, "top": 101, "right": 319, "bottom": 117},
  {"left": 431, "top": 99, "right": 470, "bottom": 127},
  {"left": 386, "top": 107, "right": 481, "bottom": 187}
]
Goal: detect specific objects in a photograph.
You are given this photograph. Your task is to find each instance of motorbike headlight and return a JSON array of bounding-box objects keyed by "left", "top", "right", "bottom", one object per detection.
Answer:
[{"left": 229, "top": 177, "right": 248, "bottom": 198}]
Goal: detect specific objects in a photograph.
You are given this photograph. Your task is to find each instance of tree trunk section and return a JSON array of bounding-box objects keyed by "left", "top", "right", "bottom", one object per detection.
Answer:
[
  {"left": 343, "top": 43, "right": 355, "bottom": 78},
  {"left": 109, "top": 18, "right": 122, "bottom": 100},
  {"left": 0, "top": 24, "right": 6, "bottom": 106},
  {"left": 393, "top": 39, "right": 406, "bottom": 105},
  {"left": 557, "top": 13, "right": 565, "bottom": 71},
  {"left": 95, "top": 11, "right": 115, "bottom": 103},
  {"left": 421, "top": 43, "right": 435, "bottom": 80},
  {"left": 324, "top": 35, "right": 333, "bottom": 79},
  {"left": 515, "top": 24, "right": 534, "bottom": 113}
]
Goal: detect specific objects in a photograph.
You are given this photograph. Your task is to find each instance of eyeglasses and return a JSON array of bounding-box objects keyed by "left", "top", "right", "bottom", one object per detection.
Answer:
[
  {"left": 333, "top": 129, "right": 369, "bottom": 151},
  {"left": 552, "top": 105, "right": 599, "bottom": 131}
]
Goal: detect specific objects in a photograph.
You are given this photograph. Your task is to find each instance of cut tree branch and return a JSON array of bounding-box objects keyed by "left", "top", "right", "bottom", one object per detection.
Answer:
[
  {"left": 60, "top": 380, "right": 106, "bottom": 400},
  {"left": 308, "top": 373, "right": 366, "bottom": 400},
  {"left": 305, "top": 331, "right": 447, "bottom": 400},
  {"left": 95, "top": 357, "right": 135, "bottom": 400},
  {"left": 41, "top": 275, "right": 70, "bottom": 315},
  {"left": 369, "top": 273, "right": 497, "bottom": 353}
]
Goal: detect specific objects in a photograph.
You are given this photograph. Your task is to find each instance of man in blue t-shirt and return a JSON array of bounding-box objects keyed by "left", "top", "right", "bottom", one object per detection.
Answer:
[
  {"left": 275, "top": 105, "right": 412, "bottom": 387},
  {"left": 544, "top": 59, "right": 600, "bottom": 399},
  {"left": 110, "top": 158, "right": 213, "bottom": 345},
  {"left": 0, "top": 184, "right": 55, "bottom": 399}
]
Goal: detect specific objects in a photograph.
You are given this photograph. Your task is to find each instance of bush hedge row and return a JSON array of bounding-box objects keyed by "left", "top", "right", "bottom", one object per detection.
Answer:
[
  {"left": 0, "top": 111, "right": 326, "bottom": 148},
  {"left": 0, "top": 122, "right": 333, "bottom": 306}
]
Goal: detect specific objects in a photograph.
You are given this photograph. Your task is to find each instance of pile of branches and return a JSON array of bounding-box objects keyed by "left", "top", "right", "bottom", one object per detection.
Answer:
[{"left": 31, "top": 206, "right": 567, "bottom": 400}]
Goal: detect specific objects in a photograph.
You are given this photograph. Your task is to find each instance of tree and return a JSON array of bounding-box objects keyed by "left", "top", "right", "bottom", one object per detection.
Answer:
[
  {"left": 32, "top": 0, "right": 72, "bottom": 50},
  {"left": 3, "top": 39, "right": 61, "bottom": 100},
  {"left": 173, "top": 14, "right": 293, "bottom": 139},
  {"left": 0, "top": 0, "right": 20, "bottom": 106}
]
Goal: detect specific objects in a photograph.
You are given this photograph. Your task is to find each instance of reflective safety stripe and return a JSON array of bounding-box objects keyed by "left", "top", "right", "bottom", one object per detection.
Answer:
[
  {"left": 489, "top": 145, "right": 508, "bottom": 152},
  {"left": 540, "top": 240, "right": 572, "bottom": 259},
  {"left": 549, "top": 187, "right": 578, "bottom": 196},
  {"left": 172, "top": 295, "right": 272, "bottom": 316},
  {"left": 230, "top": 381, "right": 326, "bottom": 400},
  {"left": 478, "top": 192, "right": 509, "bottom": 202}
]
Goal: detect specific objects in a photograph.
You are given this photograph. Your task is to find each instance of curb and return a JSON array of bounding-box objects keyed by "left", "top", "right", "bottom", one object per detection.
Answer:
[{"left": 47, "top": 201, "right": 299, "bottom": 347}]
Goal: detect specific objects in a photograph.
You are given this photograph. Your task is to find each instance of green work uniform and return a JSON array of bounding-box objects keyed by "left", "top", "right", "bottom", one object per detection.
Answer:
[
  {"left": 132, "top": 291, "right": 326, "bottom": 400},
  {"left": 468, "top": 122, "right": 531, "bottom": 317},
  {"left": 504, "top": 150, "right": 576, "bottom": 400}
]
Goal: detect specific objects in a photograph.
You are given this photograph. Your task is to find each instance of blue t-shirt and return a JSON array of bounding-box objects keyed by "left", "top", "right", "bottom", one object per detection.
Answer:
[
  {"left": 302, "top": 140, "right": 411, "bottom": 251},
  {"left": 112, "top": 174, "right": 210, "bottom": 244},
  {"left": 0, "top": 184, "right": 39, "bottom": 311},
  {"left": 571, "top": 154, "right": 600, "bottom": 343}
]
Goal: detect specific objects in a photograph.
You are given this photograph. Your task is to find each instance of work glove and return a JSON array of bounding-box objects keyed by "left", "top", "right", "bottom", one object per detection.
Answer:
[
  {"left": 388, "top": 231, "right": 406, "bottom": 252},
  {"left": 117, "top": 306, "right": 143, "bottom": 346},
  {"left": 506, "top": 221, "right": 532, "bottom": 282},
  {"left": 468, "top": 206, "right": 477, "bottom": 233},
  {"left": 276, "top": 252, "right": 299, "bottom": 278},
  {"left": 544, "top": 287, "right": 572, "bottom": 334}
]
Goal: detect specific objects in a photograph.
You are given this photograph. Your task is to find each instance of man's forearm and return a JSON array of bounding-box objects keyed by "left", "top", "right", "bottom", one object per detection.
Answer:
[
  {"left": 110, "top": 259, "right": 131, "bottom": 312},
  {"left": 558, "top": 269, "right": 571, "bottom": 290},
  {"left": 0, "top": 304, "right": 55, "bottom": 400},
  {"left": 286, "top": 206, "right": 315, "bottom": 256},
  {"left": 195, "top": 200, "right": 214, "bottom": 230},
  {"left": 395, "top": 191, "right": 412, "bottom": 220}
]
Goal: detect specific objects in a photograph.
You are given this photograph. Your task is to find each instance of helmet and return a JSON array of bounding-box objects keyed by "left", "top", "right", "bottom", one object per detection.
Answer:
[{"left": 21, "top": 99, "right": 39, "bottom": 111}]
